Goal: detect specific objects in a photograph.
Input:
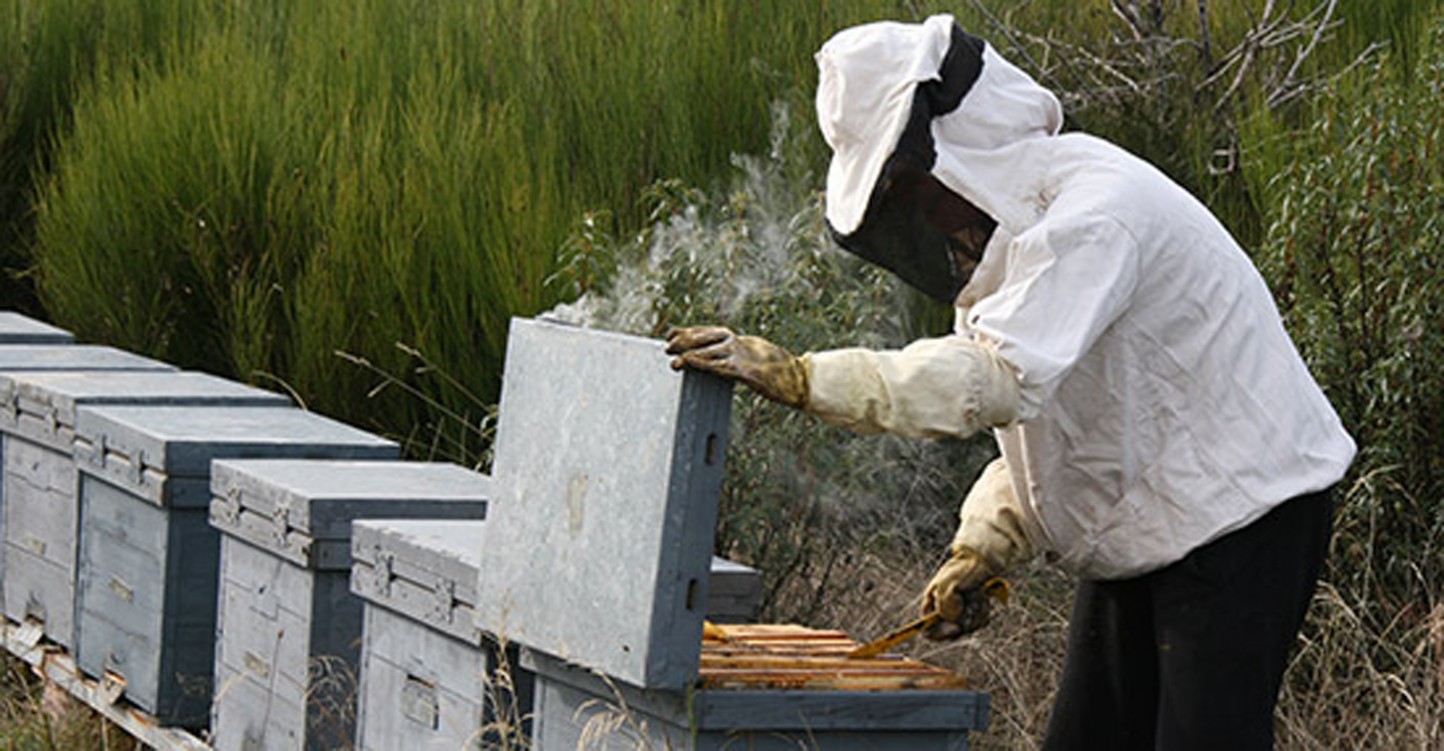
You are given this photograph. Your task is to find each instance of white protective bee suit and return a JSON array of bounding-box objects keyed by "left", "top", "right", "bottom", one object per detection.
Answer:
[
  {"left": 669, "top": 15, "right": 1355, "bottom": 749},
  {"left": 807, "top": 14, "right": 1356, "bottom": 580}
]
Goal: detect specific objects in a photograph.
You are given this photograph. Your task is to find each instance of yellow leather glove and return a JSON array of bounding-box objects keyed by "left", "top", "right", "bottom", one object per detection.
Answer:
[
  {"left": 920, "top": 545, "right": 1001, "bottom": 640},
  {"left": 665, "top": 326, "right": 810, "bottom": 409}
]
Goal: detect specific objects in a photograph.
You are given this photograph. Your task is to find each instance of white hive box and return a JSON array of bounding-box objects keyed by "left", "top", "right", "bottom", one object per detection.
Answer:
[
  {"left": 0, "top": 370, "right": 289, "bottom": 649},
  {"left": 70, "top": 404, "right": 398, "bottom": 729},
  {"left": 207, "top": 460, "right": 491, "bottom": 751},
  {"left": 0, "top": 312, "right": 73, "bottom": 344}
]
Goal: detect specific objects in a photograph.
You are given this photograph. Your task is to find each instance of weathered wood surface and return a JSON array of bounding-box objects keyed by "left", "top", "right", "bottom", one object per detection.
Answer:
[
  {"left": 209, "top": 461, "right": 489, "bottom": 751},
  {"left": 71, "top": 404, "right": 397, "bottom": 729},
  {"left": 2, "top": 620, "right": 210, "bottom": 751}
]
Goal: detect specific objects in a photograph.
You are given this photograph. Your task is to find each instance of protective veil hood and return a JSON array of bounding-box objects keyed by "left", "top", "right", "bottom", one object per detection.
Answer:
[{"left": 816, "top": 15, "right": 1063, "bottom": 302}]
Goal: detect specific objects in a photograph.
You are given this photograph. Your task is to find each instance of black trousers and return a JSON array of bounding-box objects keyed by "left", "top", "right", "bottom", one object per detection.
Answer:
[{"left": 1041, "top": 487, "right": 1335, "bottom": 751}]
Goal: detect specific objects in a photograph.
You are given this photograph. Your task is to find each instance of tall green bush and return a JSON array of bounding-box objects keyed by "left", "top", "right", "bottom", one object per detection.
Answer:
[
  {"left": 1256, "top": 20, "right": 1444, "bottom": 606},
  {"left": 24, "top": 0, "right": 915, "bottom": 458}
]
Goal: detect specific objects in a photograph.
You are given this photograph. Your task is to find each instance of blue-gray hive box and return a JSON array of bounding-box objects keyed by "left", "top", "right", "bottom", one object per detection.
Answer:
[
  {"left": 473, "top": 318, "right": 733, "bottom": 690},
  {"left": 208, "top": 459, "right": 492, "bottom": 751},
  {"left": 351, "top": 517, "right": 764, "bottom": 751},
  {"left": 0, "top": 312, "right": 73, "bottom": 344},
  {"left": 70, "top": 404, "right": 398, "bottom": 729},
  {"left": 351, "top": 519, "right": 526, "bottom": 751},
  {"left": 0, "top": 346, "right": 174, "bottom": 617},
  {"left": 525, "top": 636, "right": 990, "bottom": 751},
  {"left": 0, "top": 370, "right": 289, "bottom": 649}
]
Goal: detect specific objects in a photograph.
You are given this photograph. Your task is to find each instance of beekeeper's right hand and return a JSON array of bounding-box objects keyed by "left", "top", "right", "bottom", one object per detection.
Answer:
[{"left": 922, "top": 458, "right": 1033, "bottom": 639}]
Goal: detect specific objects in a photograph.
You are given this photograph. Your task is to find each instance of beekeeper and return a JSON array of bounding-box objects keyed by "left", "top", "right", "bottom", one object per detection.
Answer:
[{"left": 666, "top": 14, "right": 1356, "bottom": 750}]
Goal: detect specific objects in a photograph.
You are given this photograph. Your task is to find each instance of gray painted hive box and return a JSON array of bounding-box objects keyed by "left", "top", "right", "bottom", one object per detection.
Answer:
[
  {"left": 351, "top": 518, "right": 764, "bottom": 751},
  {"left": 525, "top": 625, "right": 990, "bottom": 751},
  {"left": 70, "top": 405, "right": 398, "bottom": 729},
  {"left": 208, "top": 460, "right": 491, "bottom": 751},
  {"left": 0, "top": 371, "right": 289, "bottom": 649},
  {"left": 351, "top": 519, "right": 527, "bottom": 751},
  {"left": 474, "top": 318, "right": 733, "bottom": 690},
  {"left": 0, "top": 347, "right": 174, "bottom": 621},
  {"left": 0, "top": 312, "right": 73, "bottom": 344},
  {"left": 705, "top": 557, "right": 763, "bottom": 623}
]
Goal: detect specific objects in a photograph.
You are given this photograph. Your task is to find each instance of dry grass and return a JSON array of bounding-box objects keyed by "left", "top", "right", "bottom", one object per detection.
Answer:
[{"left": 783, "top": 547, "right": 1442, "bottom": 750}]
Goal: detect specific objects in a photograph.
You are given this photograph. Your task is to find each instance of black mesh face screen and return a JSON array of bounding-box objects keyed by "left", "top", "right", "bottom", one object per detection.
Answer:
[{"left": 829, "top": 26, "right": 987, "bottom": 304}]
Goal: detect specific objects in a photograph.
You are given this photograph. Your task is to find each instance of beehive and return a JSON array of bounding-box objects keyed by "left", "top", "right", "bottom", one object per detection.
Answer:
[
  {"left": 351, "top": 518, "right": 764, "bottom": 751},
  {"left": 0, "top": 348, "right": 174, "bottom": 614},
  {"left": 0, "top": 371, "right": 289, "bottom": 649},
  {"left": 207, "top": 460, "right": 491, "bottom": 751},
  {"left": 351, "top": 519, "right": 525, "bottom": 751},
  {"left": 0, "top": 311, "right": 73, "bottom": 344},
  {"left": 70, "top": 404, "right": 398, "bottom": 728},
  {"left": 475, "top": 319, "right": 988, "bottom": 749},
  {"left": 527, "top": 624, "right": 989, "bottom": 751}
]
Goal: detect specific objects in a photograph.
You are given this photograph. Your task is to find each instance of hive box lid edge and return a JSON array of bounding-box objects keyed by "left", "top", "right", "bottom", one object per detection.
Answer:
[
  {"left": 210, "top": 459, "right": 489, "bottom": 553},
  {"left": 0, "top": 312, "right": 73, "bottom": 344},
  {"left": 0, "top": 370, "right": 290, "bottom": 448},
  {"left": 0, "top": 345, "right": 175, "bottom": 372},
  {"left": 73, "top": 405, "right": 398, "bottom": 496}
]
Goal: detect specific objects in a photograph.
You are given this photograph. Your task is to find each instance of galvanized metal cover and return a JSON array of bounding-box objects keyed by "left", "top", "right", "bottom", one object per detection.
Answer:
[
  {"left": 0, "top": 312, "right": 73, "bottom": 344},
  {"left": 209, "top": 460, "right": 489, "bottom": 567},
  {"left": 0, "top": 371, "right": 289, "bottom": 451},
  {"left": 473, "top": 318, "right": 732, "bottom": 690},
  {"left": 0, "top": 345, "right": 173, "bottom": 372},
  {"left": 73, "top": 405, "right": 398, "bottom": 502}
]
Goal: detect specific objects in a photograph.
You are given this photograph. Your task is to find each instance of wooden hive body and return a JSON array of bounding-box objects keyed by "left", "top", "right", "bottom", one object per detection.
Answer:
[
  {"left": 351, "top": 519, "right": 518, "bottom": 751},
  {"left": 208, "top": 460, "right": 490, "bottom": 751},
  {"left": 527, "top": 624, "right": 990, "bottom": 751},
  {"left": 70, "top": 405, "right": 397, "bottom": 729},
  {"left": 0, "top": 371, "right": 288, "bottom": 648}
]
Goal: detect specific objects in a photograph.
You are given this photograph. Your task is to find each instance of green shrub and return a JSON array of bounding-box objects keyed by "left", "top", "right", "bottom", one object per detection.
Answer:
[{"left": 1256, "top": 20, "right": 1444, "bottom": 607}]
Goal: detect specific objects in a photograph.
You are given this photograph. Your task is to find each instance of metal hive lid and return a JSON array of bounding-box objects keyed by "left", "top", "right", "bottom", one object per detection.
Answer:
[
  {"left": 209, "top": 460, "right": 489, "bottom": 568},
  {"left": 0, "top": 312, "right": 73, "bottom": 344},
  {"left": 72, "top": 405, "right": 398, "bottom": 504},
  {"left": 352, "top": 518, "right": 486, "bottom": 644},
  {"left": 0, "top": 345, "right": 174, "bottom": 372},
  {"left": 473, "top": 317, "right": 733, "bottom": 690},
  {"left": 0, "top": 371, "right": 289, "bottom": 451}
]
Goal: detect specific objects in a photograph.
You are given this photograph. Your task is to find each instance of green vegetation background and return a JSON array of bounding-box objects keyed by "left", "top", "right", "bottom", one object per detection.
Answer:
[{"left": 1, "top": 1, "right": 1441, "bottom": 745}]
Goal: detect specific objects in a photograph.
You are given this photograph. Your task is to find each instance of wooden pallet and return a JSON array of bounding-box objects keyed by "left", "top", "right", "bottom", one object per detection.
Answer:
[
  {"left": 2, "top": 619, "right": 212, "bottom": 751},
  {"left": 699, "top": 623, "right": 970, "bottom": 691}
]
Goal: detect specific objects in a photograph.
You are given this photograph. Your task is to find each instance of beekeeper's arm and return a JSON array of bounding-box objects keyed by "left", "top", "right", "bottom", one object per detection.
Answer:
[{"left": 665, "top": 327, "right": 1023, "bottom": 439}]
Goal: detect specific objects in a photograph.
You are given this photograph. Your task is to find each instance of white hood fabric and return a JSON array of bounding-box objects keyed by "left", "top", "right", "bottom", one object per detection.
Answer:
[{"left": 806, "top": 16, "right": 1355, "bottom": 579}]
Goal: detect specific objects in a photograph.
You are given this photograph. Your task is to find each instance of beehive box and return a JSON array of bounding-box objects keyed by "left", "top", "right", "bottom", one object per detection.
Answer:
[
  {"left": 351, "top": 519, "right": 526, "bottom": 751},
  {"left": 526, "top": 624, "right": 989, "bottom": 751},
  {"left": 474, "top": 318, "right": 733, "bottom": 690},
  {"left": 0, "top": 347, "right": 174, "bottom": 611},
  {"left": 71, "top": 405, "right": 398, "bottom": 729},
  {"left": 0, "top": 312, "right": 73, "bottom": 344},
  {"left": 0, "top": 371, "right": 289, "bottom": 649},
  {"left": 475, "top": 319, "right": 988, "bottom": 749},
  {"left": 208, "top": 460, "right": 492, "bottom": 751},
  {"left": 350, "top": 520, "right": 763, "bottom": 751}
]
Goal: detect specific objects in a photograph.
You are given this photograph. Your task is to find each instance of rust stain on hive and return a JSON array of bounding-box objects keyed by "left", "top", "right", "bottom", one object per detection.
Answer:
[{"left": 698, "top": 623, "right": 969, "bottom": 691}]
